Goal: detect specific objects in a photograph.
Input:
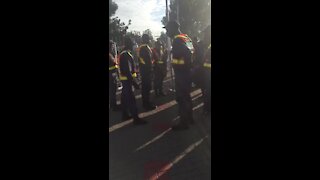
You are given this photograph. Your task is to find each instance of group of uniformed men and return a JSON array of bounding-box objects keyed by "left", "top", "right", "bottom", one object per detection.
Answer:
[{"left": 109, "top": 20, "right": 211, "bottom": 130}]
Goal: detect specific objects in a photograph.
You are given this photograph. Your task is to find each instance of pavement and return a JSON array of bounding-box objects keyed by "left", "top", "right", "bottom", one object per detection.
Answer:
[{"left": 109, "top": 75, "right": 211, "bottom": 180}]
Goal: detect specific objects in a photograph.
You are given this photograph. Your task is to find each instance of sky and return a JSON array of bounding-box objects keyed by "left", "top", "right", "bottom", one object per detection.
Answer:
[{"left": 113, "top": 0, "right": 167, "bottom": 38}]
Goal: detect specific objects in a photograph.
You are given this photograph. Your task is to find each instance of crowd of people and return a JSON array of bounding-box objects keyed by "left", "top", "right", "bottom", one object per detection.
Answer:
[{"left": 109, "top": 20, "right": 211, "bottom": 130}]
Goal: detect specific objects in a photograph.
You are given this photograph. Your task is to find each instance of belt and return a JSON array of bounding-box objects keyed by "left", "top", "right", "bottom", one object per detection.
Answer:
[
  {"left": 119, "top": 72, "right": 137, "bottom": 81},
  {"left": 203, "top": 63, "right": 211, "bottom": 68},
  {"left": 109, "top": 66, "right": 117, "bottom": 70},
  {"left": 171, "top": 58, "right": 185, "bottom": 65}
]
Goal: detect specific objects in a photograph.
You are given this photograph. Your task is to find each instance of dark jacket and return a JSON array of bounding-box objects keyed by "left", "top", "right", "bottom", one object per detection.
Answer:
[
  {"left": 153, "top": 47, "right": 167, "bottom": 73},
  {"left": 139, "top": 44, "right": 153, "bottom": 72},
  {"left": 119, "top": 50, "right": 135, "bottom": 81},
  {"left": 171, "top": 34, "right": 194, "bottom": 73}
]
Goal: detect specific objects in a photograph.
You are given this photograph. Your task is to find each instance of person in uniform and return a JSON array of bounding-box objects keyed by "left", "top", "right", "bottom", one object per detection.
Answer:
[
  {"left": 153, "top": 40, "right": 167, "bottom": 97},
  {"left": 163, "top": 21, "right": 195, "bottom": 130},
  {"left": 119, "top": 37, "right": 147, "bottom": 124},
  {"left": 138, "top": 34, "right": 157, "bottom": 110},
  {"left": 109, "top": 40, "right": 120, "bottom": 111}
]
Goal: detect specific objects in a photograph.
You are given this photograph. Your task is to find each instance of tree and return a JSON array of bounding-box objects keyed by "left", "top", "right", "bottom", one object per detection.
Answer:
[
  {"left": 108, "top": 0, "right": 132, "bottom": 46},
  {"left": 159, "top": 31, "right": 168, "bottom": 46},
  {"left": 109, "top": 0, "right": 118, "bottom": 18},
  {"left": 109, "top": 17, "right": 131, "bottom": 45},
  {"left": 162, "top": 0, "right": 211, "bottom": 38}
]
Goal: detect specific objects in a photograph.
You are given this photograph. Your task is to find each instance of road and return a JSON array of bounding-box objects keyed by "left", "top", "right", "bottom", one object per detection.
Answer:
[{"left": 109, "top": 76, "right": 211, "bottom": 180}]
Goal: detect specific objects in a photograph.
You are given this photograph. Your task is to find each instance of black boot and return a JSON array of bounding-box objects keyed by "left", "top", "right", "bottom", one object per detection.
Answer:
[
  {"left": 122, "top": 112, "right": 132, "bottom": 121},
  {"left": 143, "top": 103, "right": 157, "bottom": 111}
]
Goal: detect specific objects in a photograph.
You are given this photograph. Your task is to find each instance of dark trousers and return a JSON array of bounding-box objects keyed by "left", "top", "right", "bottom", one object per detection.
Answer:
[
  {"left": 154, "top": 66, "right": 166, "bottom": 93},
  {"left": 121, "top": 80, "right": 138, "bottom": 119},
  {"left": 140, "top": 68, "right": 152, "bottom": 106},
  {"left": 174, "top": 71, "right": 193, "bottom": 124},
  {"left": 109, "top": 76, "right": 117, "bottom": 108}
]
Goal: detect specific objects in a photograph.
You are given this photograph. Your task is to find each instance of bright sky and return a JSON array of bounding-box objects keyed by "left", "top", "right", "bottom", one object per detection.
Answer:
[{"left": 113, "top": 0, "right": 167, "bottom": 38}]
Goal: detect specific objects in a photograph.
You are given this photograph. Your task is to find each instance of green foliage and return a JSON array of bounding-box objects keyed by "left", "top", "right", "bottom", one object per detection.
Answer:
[
  {"left": 158, "top": 31, "right": 168, "bottom": 47},
  {"left": 162, "top": 0, "right": 211, "bottom": 38},
  {"left": 109, "top": 0, "right": 131, "bottom": 46},
  {"left": 109, "top": 17, "right": 131, "bottom": 45},
  {"left": 109, "top": 0, "right": 118, "bottom": 18}
]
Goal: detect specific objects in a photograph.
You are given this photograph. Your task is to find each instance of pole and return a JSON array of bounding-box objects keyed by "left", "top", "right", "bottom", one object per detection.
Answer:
[
  {"left": 177, "top": 0, "right": 179, "bottom": 23},
  {"left": 166, "top": 0, "right": 175, "bottom": 92}
]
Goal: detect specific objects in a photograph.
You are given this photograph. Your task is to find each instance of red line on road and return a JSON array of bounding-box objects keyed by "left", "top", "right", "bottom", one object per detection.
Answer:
[{"left": 147, "top": 136, "right": 208, "bottom": 180}]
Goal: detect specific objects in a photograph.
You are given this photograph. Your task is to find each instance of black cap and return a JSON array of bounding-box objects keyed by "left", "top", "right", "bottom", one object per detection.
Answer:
[
  {"left": 163, "top": 20, "right": 180, "bottom": 29},
  {"left": 142, "top": 34, "right": 150, "bottom": 43},
  {"left": 124, "top": 36, "right": 133, "bottom": 47}
]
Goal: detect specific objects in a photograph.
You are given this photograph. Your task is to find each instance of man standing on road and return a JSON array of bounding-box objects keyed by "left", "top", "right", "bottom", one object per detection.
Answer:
[
  {"left": 153, "top": 40, "right": 167, "bottom": 97},
  {"left": 163, "top": 21, "right": 195, "bottom": 130},
  {"left": 109, "top": 40, "right": 121, "bottom": 111},
  {"left": 139, "top": 34, "right": 157, "bottom": 110},
  {"left": 119, "top": 37, "right": 147, "bottom": 125}
]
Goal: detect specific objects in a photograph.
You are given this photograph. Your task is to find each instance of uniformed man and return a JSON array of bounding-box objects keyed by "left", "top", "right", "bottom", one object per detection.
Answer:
[
  {"left": 109, "top": 40, "right": 120, "bottom": 111},
  {"left": 153, "top": 40, "right": 167, "bottom": 96},
  {"left": 119, "top": 37, "right": 147, "bottom": 124},
  {"left": 138, "top": 34, "right": 156, "bottom": 110},
  {"left": 202, "top": 25, "right": 212, "bottom": 115},
  {"left": 163, "top": 21, "right": 195, "bottom": 130}
]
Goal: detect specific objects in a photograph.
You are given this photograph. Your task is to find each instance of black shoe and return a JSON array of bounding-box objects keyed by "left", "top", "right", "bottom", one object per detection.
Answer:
[
  {"left": 111, "top": 105, "right": 121, "bottom": 111},
  {"left": 122, "top": 114, "right": 132, "bottom": 121},
  {"left": 133, "top": 118, "right": 148, "bottom": 125},
  {"left": 172, "top": 123, "right": 189, "bottom": 131},
  {"left": 143, "top": 104, "right": 157, "bottom": 111}
]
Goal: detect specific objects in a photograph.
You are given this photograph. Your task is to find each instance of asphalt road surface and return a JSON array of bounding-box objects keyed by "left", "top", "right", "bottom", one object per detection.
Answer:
[{"left": 109, "top": 75, "right": 211, "bottom": 180}]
